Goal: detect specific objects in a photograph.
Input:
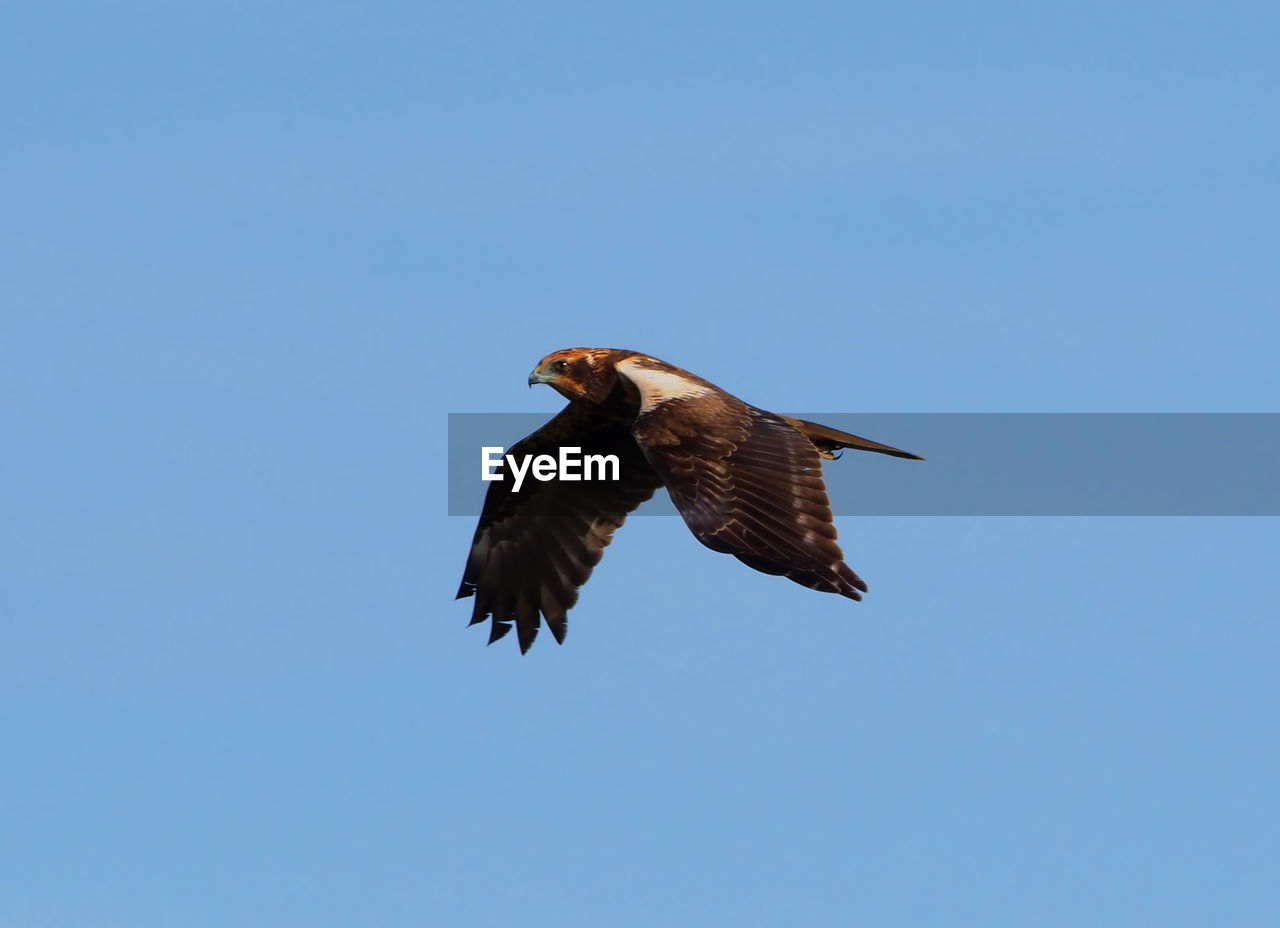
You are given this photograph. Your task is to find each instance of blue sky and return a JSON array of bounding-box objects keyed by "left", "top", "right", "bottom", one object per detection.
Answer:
[{"left": 3, "top": 2, "right": 1278, "bottom": 925}]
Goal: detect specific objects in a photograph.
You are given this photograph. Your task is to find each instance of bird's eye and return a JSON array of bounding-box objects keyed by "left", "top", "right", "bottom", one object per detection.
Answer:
[{"left": 553, "top": 359, "right": 569, "bottom": 372}]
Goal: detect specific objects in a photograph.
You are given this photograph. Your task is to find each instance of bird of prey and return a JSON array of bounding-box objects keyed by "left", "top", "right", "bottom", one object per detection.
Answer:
[{"left": 456, "top": 348, "right": 921, "bottom": 652}]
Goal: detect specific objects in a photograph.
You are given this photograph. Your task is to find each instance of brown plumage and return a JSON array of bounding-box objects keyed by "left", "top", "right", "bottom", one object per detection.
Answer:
[{"left": 456, "top": 348, "right": 922, "bottom": 652}]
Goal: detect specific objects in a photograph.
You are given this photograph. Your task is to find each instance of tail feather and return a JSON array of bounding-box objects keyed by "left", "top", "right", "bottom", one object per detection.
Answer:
[{"left": 781, "top": 416, "right": 923, "bottom": 461}]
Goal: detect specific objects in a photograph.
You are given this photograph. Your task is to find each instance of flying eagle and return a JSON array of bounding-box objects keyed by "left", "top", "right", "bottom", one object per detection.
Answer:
[{"left": 456, "top": 348, "right": 921, "bottom": 652}]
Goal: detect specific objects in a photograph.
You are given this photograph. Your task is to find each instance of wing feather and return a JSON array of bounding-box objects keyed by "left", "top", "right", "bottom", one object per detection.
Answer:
[
  {"left": 629, "top": 393, "right": 868, "bottom": 600},
  {"left": 456, "top": 403, "right": 662, "bottom": 652}
]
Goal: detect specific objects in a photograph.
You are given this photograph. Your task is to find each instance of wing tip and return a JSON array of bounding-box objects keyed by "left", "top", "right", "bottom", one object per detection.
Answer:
[
  {"left": 468, "top": 605, "right": 568, "bottom": 654},
  {"left": 845, "top": 568, "right": 869, "bottom": 600},
  {"left": 517, "top": 624, "right": 538, "bottom": 654},
  {"left": 545, "top": 613, "right": 568, "bottom": 645}
]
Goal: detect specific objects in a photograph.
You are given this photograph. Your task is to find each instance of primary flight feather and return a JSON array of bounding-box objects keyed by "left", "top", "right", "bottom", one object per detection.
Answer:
[{"left": 456, "top": 348, "right": 922, "bottom": 652}]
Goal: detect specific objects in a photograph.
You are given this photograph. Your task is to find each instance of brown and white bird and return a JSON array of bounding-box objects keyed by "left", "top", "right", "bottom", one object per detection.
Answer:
[{"left": 456, "top": 348, "right": 922, "bottom": 652}]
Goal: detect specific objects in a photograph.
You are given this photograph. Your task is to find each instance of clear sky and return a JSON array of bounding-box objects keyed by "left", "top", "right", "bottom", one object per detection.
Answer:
[{"left": 3, "top": 2, "right": 1278, "bottom": 925}]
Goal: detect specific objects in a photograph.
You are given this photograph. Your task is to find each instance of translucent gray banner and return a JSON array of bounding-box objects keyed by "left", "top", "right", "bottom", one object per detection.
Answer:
[{"left": 447, "top": 413, "right": 1279, "bottom": 516}]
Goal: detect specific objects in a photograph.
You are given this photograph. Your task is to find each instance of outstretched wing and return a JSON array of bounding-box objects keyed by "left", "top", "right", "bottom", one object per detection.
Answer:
[
  {"left": 456, "top": 404, "right": 663, "bottom": 653},
  {"left": 629, "top": 392, "right": 868, "bottom": 599}
]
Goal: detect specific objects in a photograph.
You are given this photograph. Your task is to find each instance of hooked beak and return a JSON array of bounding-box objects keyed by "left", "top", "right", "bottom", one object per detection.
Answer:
[{"left": 528, "top": 366, "right": 552, "bottom": 388}]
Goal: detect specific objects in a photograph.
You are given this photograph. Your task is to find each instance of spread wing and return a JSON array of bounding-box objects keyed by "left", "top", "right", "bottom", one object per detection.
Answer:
[
  {"left": 630, "top": 394, "right": 868, "bottom": 599},
  {"left": 456, "top": 404, "right": 663, "bottom": 652}
]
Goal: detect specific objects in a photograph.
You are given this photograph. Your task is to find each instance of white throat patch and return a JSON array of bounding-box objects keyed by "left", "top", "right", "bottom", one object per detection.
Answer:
[{"left": 616, "top": 358, "right": 712, "bottom": 413}]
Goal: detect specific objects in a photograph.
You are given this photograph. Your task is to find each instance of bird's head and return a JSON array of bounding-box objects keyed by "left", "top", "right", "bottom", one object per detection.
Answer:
[{"left": 528, "top": 348, "right": 633, "bottom": 404}]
